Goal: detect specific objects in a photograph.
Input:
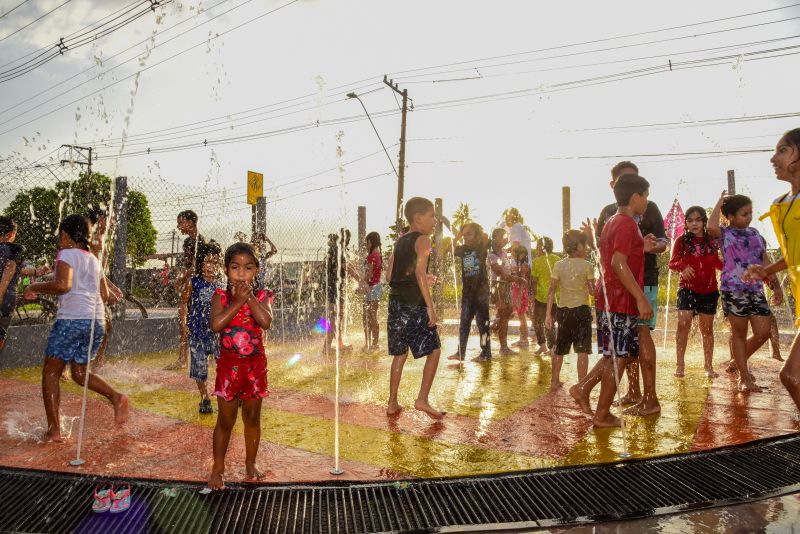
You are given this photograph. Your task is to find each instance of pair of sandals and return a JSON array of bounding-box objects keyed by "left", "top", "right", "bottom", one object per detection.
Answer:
[{"left": 92, "top": 482, "right": 131, "bottom": 514}]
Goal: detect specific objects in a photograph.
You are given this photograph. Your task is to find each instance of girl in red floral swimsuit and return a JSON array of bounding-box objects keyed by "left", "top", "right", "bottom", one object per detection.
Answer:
[{"left": 208, "top": 243, "right": 273, "bottom": 490}]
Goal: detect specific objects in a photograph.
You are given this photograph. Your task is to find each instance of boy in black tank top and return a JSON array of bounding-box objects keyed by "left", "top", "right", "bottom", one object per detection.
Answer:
[{"left": 386, "top": 197, "right": 444, "bottom": 420}]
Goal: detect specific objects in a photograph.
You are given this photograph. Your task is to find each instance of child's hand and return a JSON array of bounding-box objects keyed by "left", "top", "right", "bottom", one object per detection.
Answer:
[
  {"left": 580, "top": 218, "right": 598, "bottom": 245},
  {"left": 680, "top": 266, "right": 695, "bottom": 280},
  {"left": 232, "top": 281, "right": 252, "bottom": 304},
  {"left": 426, "top": 274, "right": 438, "bottom": 286},
  {"left": 545, "top": 314, "right": 553, "bottom": 329},
  {"left": 716, "top": 190, "right": 728, "bottom": 205},
  {"left": 743, "top": 264, "right": 767, "bottom": 282},
  {"left": 636, "top": 295, "right": 654, "bottom": 320},
  {"left": 643, "top": 234, "right": 658, "bottom": 253},
  {"left": 427, "top": 307, "right": 438, "bottom": 327},
  {"left": 771, "top": 290, "right": 784, "bottom": 307},
  {"left": 22, "top": 287, "right": 36, "bottom": 301}
]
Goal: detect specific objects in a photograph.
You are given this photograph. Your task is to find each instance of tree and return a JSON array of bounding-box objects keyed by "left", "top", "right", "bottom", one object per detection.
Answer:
[
  {"left": 126, "top": 190, "right": 157, "bottom": 267},
  {"left": 451, "top": 202, "right": 474, "bottom": 233},
  {"left": 55, "top": 172, "right": 112, "bottom": 217},
  {"left": 3, "top": 187, "right": 61, "bottom": 263}
]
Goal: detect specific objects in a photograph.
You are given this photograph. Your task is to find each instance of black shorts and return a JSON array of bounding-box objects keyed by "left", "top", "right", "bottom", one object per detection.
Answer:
[
  {"left": 387, "top": 299, "right": 440, "bottom": 359},
  {"left": 676, "top": 288, "right": 719, "bottom": 316},
  {"left": 721, "top": 291, "right": 771, "bottom": 318},
  {"left": 554, "top": 305, "right": 593, "bottom": 356}
]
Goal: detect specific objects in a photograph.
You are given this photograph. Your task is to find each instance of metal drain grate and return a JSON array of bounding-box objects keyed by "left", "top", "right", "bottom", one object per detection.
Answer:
[{"left": 1, "top": 433, "right": 798, "bottom": 533}]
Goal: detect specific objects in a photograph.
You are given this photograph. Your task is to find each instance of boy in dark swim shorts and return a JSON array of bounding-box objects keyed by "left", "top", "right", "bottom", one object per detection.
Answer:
[{"left": 386, "top": 197, "right": 444, "bottom": 420}]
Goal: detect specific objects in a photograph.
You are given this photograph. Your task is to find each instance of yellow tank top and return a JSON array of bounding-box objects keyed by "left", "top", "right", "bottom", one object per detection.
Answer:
[{"left": 760, "top": 192, "right": 800, "bottom": 326}]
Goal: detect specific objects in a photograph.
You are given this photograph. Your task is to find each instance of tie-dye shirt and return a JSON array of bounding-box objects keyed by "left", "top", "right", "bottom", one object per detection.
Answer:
[
  {"left": 719, "top": 226, "right": 766, "bottom": 293},
  {"left": 215, "top": 287, "right": 270, "bottom": 358}
]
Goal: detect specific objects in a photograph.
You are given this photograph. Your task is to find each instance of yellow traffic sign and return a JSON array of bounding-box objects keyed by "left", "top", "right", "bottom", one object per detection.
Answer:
[{"left": 247, "top": 171, "right": 263, "bottom": 205}]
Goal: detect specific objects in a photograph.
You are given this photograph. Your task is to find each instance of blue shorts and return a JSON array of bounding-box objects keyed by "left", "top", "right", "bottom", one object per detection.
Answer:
[
  {"left": 45, "top": 319, "right": 105, "bottom": 366},
  {"left": 387, "top": 299, "right": 440, "bottom": 359},
  {"left": 637, "top": 285, "right": 658, "bottom": 330},
  {"left": 189, "top": 336, "right": 218, "bottom": 381},
  {"left": 596, "top": 311, "right": 639, "bottom": 358}
]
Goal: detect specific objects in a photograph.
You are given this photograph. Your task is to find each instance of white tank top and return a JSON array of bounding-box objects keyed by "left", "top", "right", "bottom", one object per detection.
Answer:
[{"left": 55, "top": 248, "right": 105, "bottom": 320}]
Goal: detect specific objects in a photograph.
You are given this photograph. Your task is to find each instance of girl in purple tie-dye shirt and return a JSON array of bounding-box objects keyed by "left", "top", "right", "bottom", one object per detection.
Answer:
[{"left": 709, "top": 193, "right": 783, "bottom": 392}]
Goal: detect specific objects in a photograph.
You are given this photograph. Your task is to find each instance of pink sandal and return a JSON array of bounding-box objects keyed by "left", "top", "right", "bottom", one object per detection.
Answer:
[
  {"left": 92, "top": 483, "right": 113, "bottom": 513},
  {"left": 110, "top": 483, "right": 131, "bottom": 514}
]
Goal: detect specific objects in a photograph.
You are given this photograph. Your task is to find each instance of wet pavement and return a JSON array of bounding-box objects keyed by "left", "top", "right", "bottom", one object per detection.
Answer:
[{"left": 0, "top": 331, "right": 798, "bottom": 487}]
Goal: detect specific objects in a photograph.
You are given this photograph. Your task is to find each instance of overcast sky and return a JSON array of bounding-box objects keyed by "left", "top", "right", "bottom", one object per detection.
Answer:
[{"left": 2, "top": 0, "right": 799, "bottom": 253}]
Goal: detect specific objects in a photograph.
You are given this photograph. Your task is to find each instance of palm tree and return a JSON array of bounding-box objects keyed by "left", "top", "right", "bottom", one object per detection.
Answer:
[{"left": 452, "top": 202, "right": 474, "bottom": 233}]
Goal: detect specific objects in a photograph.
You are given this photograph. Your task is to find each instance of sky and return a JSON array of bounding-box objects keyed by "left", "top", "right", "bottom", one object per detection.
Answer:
[{"left": 2, "top": 0, "right": 800, "bottom": 254}]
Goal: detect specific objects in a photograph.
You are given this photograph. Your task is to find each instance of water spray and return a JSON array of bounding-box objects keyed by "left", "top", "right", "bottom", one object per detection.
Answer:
[
  {"left": 330, "top": 229, "right": 344, "bottom": 476},
  {"left": 588, "top": 222, "right": 631, "bottom": 459}
]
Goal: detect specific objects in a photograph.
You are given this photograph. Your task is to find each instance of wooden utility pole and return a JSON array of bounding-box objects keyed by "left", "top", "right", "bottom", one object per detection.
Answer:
[
  {"left": 562, "top": 186, "right": 571, "bottom": 237},
  {"left": 384, "top": 75, "right": 409, "bottom": 230},
  {"left": 727, "top": 170, "right": 736, "bottom": 195}
]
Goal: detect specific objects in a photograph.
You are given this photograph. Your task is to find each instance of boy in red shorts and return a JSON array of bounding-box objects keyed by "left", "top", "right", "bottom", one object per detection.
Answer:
[{"left": 570, "top": 174, "right": 654, "bottom": 428}]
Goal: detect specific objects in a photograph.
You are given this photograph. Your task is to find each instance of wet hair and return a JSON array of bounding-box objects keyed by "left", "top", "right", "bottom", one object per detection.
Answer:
[
  {"left": 198, "top": 240, "right": 222, "bottom": 267},
  {"left": 611, "top": 161, "right": 638, "bottom": 179},
  {"left": 85, "top": 207, "right": 107, "bottom": 225},
  {"left": 366, "top": 231, "right": 381, "bottom": 254},
  {"left": 59, "top": 214, "right": 91, "bottom": 250},
  {"left": 223, "top": 242, "right": 259, "bottom": 270},
  {"left": 503, "top": 207, "right": 523, "bottom": 224},
  {"left": 462, "top": 221, "right": 483, "bottom": 239},
  {"left": 721, "top": 194, "right": 752, "bottom": 218},
  {"left": 0, "top": 216, "right": 16, "bottom": 236},
  {"left": 613, "top": 173, "right": 650, "bottom": 206},
  {"left": 563, "top": 229, "right": 587, "bottom": 255},
  {"left": 680, "top": 206, "right": 716, "bottom": 256},
  {"left": 537, "top": 236, "right": 553, "bottom": 254},
  {"left": 782, "top": 128, "right": 800, "bottom": 166},
  {"left": 403, "top": 197, "right": 434, "bottom": 224},
  {"left": 513, "top": 245, "right": 528, "bottom": 262},
  {"left": 177, "top": 209, "right": 198, "bottom": 224}
]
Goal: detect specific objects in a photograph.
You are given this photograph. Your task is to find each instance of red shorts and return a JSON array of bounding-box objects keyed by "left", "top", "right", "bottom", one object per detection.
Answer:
[{"left": 213, "top": 355, "right": 269, "bottom": 401}]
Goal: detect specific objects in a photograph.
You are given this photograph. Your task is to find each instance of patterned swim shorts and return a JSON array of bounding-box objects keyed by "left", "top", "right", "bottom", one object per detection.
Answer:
[
  {"left": 45, "top": 319, "right": 105, "bottom": 365},
  {"left": 596, "top": 311, "right": 639, "bottom": 358},
  {"left": 721, "top": 291, "right": 771, "bottom": 318},
  {"left": 189, "top": 336, "right": 219, "bottom": 381},
  {"left": 213, "top": 355, "right": 268, "bottom": 401},
  {"left": 387, "top": 299, "right": 441, "bottom": 359}
]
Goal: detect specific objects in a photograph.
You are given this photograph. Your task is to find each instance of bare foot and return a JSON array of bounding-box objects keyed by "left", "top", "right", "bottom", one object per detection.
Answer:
[
  {"left": 245, "top": 464, "right": 266, "bottom": 481},
  {"left": 386, "top": 402, "right": 402, "bottom": 416},
  {"left": 569, "top": 384, "right": 592, "bottom": 415},
  {"left": 499, "top": 347, "right": 517, "bottom": 356},
  {"left": 623, "top": 402, "right": 661, "bottom": 416},
  {"left": 208, "top": 470, "right": 225, "bottom": 491},
  {"left": 470, "top": 356, "right": 491, "bottom": 363},
  {"left": 724, "top": 360, "right": 738, "bottom": 374},
  {"left": 592, "top": 414, "right": 621, "bottom": 428},
  {"left": 163, "top": 359, "right": 186, "bottom": 371},
  {"left": 674, "top": 367, "right": 685, "bottom": 378},
  {"left": 611, "top": 394, "right": 641, "bottom": 407},
  {"left": 447, "top": 353, "right": 464, "bottom": 361},
  {"left": 738, "top": 381, "right": 764, "bottom": 393},
  {"left": 43, "top": 430, "right": 64, "bottom": 443},
  {"left": 772, "top": 353, "right": 785, "bottom": 362},
  {"left": 550, "top": 381, "right": 563, "bottom": 392},
  {"left": 414, "top": 400, "right": 445, "bottom": 420},
  {"left": 705, "top": 368, "right": 719, "bottom": 378},
  {"left": 113, "top": 394, "right": 130, "bottom": 425}
]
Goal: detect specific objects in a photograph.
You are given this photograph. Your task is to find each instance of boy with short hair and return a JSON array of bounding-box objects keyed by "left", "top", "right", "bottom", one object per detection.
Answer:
[
  {"left": 447, "top": 222, "right": 492, "bottom": 362},
  {"left": 570, "top": 174, "right": 654, "bottom": 428},
  {"left": 546, "top": 230, "right": 595, "bottom": 390},
  {"left": 0, "top": 216, "right": 23, "bottom": 353},
  {"left": 386, "top": 197, "right": 444, "bottom": 420}
]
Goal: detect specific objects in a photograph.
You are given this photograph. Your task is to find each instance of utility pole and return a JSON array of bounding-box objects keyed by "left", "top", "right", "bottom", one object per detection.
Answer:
[
  {"left": 60, "top": 144, "right": 93, "bottom": 176},
  {"left": 383, "top": 75, "right": 409, "bottom": 231},
  {"left": 727, "top": 169, "right": 736, "bottom": 195}
]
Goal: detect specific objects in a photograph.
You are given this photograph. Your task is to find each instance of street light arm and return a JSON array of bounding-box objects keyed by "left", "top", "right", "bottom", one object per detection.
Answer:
[{"left": 346, "top": 92, "right": 399, "bottom": 179}]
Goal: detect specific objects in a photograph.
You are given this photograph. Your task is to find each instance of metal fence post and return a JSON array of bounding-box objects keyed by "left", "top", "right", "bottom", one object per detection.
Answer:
[{"left": 111, "top": 176, "right": 128, "bottom": 320}]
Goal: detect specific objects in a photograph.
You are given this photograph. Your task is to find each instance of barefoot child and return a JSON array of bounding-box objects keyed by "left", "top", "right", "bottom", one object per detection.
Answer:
[
  {"left": 447, "top": 223, "right": 492, "bottom": 362},
  {"left": 569, "top": 174, "right": 654, "bottom": 427},
  {"left": 488, "top": 228, "right": 528, "bottom": 356},
  {"left": 362, "top": 231, "right": 383, "bottom": 352},
  {"left": 747, "top": 128, "right": 800, "bottom": 411},
  {"left": 531, "top": 237, "right": 561, "bottom": 355},
  {"left": 0, "top": 216, "right": 23, "bottom": 353},
  {"left": 185, "top": 241, "right": 222, "bottom": 414},
  {"left": 386, "top": 197, "right": 444, "bottom": 419},
  {"left": 669, "top": 206, "right": 722, "bottom": 378},
  {"left": 208, "top": 243, "right": 272, "bottom": 489},
  {"left": 23, "top": 215, "right": 129, "bottom": 442},
  {"left": 546, "top": 230, "right": 595, "bottom": 390},
  {"left": 709, "top": 193, "right": 782, "bottom": 392}
]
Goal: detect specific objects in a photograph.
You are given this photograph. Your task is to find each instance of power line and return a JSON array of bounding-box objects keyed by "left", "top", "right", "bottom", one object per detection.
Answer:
[
  {"left": 0, "top": 1, "right": 170, "bottom": 83},
  {"left": 0, "top": 0, "right": 300, "bottom": 137},
  {"left": 0, "top": 0, "right": 30, "bottom": 20},
  {"left": 0, "top": 0, "right": 73, "bottom": 43}
]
